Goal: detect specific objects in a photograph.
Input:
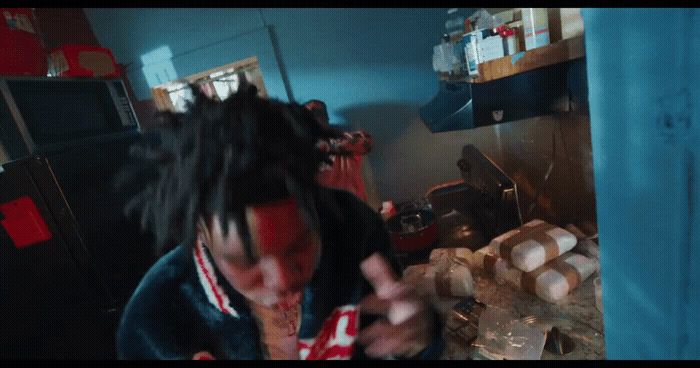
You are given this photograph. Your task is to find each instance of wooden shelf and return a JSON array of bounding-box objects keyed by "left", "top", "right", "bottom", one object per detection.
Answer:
[{"left": 439, "top": 35, "right": 585, "bottom": 84}]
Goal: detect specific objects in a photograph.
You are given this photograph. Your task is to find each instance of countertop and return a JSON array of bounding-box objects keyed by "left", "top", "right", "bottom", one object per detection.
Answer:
[
  {"left": 435, "top": 270, "right": 605, "bottom": 360},
  {"left": 422, "top": 209, "right": 606, "bottom": 360}
]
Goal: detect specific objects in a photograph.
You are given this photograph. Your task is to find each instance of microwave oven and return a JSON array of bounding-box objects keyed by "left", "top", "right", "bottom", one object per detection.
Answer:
[{"left": 0, "top": 76, "right": 140, "bottom": 162}]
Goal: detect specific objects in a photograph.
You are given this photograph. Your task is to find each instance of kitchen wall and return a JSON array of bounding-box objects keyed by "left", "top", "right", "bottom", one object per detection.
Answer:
[
  {"left": 83, "top": 8, "right": 596, "bottom": 228},
  {"left": 463, "top": 112, "right": 597, "bottom": 231}
]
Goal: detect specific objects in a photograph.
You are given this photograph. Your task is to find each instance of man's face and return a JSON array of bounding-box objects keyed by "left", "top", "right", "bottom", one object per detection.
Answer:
[{"left": 201, "top": 199, "right": 321, "bottom": 307}]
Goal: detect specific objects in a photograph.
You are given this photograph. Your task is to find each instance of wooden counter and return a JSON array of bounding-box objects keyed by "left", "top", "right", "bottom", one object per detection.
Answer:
[
  {"left": 433, "top": 271, "right": 605, "bottom": 360},
  {"left": 439, "top": 35, "right": 585, "bottom": 84},
  {"left": 420, "top": 210, "right": 605, "bottom": 360}
]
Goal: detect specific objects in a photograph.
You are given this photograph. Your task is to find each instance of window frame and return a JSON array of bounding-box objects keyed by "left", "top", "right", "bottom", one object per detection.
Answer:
[{"left": 151, "top": 56, "right": 267, "bottom": 112}]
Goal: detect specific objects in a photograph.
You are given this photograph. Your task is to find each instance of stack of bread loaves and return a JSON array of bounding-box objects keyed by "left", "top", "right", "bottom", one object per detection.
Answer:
[
  {"left": 472, "top": 220, "right": 597, "bottom": 303},
  {"left": 400, "top": 220, "right": 598, "bottom": 304},
  {"left": 402, "top": 247, "right": 475, "bottom": 300}
]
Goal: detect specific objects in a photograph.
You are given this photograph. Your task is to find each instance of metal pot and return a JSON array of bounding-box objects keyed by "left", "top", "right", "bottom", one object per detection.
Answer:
[{"left": 387, "top": 208, "right": 438, "bottom": 253}]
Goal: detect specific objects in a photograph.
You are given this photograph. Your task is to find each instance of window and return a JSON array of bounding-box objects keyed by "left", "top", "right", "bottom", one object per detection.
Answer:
[{"left": 151, "top": 56, "right": 267, "bottom": 112}]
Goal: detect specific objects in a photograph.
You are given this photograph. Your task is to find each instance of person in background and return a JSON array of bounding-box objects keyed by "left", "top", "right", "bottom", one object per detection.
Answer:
[
  {"left": 114, "top": 85, "right": 444, "bottom": 360},
  {"left": 304, "top": 100, "right": 373, "bottom": 202}
]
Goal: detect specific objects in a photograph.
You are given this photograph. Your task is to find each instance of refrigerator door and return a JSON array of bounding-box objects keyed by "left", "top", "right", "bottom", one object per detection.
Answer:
[{"left": 584, "top": 8, "right": 700, "bottom": 359}]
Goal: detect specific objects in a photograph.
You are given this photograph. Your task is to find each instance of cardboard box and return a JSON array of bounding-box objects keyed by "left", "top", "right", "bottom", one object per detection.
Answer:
[
  {"left": 479, "top": 35, "right": 505, "bottom": 62},
  {"left": 49, "top": 45, "right": 120, "bottom": 78},
  {"left": 547, "top": 8, "right": 562, "bottom": 43},
  {"left": 548, "top": 8, "right": 584, "bottom": 43},
  {"left": 560, "top": 8, "right": 584, "bottom": 39},
  {"left": 493, "top": 9, "right": 515, "bottom": 23}
]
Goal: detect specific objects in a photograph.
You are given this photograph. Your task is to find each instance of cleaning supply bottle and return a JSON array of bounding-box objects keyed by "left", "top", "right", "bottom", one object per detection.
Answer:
[{"left": 463, "top": 27, "right": 482, "bottom": 78}]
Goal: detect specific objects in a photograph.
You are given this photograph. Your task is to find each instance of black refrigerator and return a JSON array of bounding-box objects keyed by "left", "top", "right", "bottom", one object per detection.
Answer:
[{"left": 0, "top": 77, "right": 156, "bottom": 358}]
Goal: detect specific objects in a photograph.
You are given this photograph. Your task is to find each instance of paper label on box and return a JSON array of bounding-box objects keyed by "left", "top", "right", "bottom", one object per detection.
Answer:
[{"left": 478, "top": 36, "right": 505, "bottom": 62}]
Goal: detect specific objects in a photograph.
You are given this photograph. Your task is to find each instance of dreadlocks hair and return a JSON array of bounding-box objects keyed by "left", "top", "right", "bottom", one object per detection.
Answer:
[
  {"left": 303, "top": 99, "right": 329, "bottom": 126},
  {"left": 115, "top": 84, "right": 344, "bottom": 257}
]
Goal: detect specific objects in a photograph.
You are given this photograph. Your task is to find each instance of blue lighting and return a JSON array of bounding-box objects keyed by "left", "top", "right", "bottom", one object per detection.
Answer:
[{"left": 141, "top": 45, "right": 178, "bottom": 88}]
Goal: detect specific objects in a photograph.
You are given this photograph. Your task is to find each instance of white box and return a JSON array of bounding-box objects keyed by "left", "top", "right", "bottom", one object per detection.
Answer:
[
  {"left": 493, "top": 9, "right": 515, "bottom": 24},
  {"left": 560, "top": 8, "right": 584, "bottom": 39},
  {"left": 478, "top": 36, "right": 505, "bottom": 62}
]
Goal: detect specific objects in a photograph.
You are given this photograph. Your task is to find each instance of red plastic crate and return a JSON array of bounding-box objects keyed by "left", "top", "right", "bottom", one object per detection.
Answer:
[
  {"left": 49, "top": 44, "right": 120, "bottom": 78},
  {"left": 0, "top": 8, "right": 47, "bottom": 76}
]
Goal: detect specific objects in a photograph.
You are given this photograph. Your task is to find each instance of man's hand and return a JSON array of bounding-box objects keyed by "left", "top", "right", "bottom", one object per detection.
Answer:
[{"left": 357, "top": 253, "right": 436, "bottom": 358}]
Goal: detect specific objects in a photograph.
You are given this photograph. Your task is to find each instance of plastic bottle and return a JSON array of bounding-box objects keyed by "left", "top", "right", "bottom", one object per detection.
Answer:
[
  {"left": 439, "top": 34, "right": 450, "bottom": 73},
  {"left": 464, "top": 18, "right": 472, "bottom": 33},
  {"left": 463, "top": 29, "right": 482, "bottom": 78},
  {"left": 522, "top": 8, "right": 550, "bottom": 50},
  {"left": 455, "top": 34, "right": 468, "bottom": 75},
  {"left": 438, "top": 34, "right": 460, "bottom": 75}
]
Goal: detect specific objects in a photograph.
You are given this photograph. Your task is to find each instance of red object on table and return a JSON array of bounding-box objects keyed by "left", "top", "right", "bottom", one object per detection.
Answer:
[
  {"left": 49, "top": 44, "right": 120, "bottom": 78},
  {"left": 0, "top": 195, "right": 53, "bottom": 249},
  {"left": 0, "top": 8, "right": 47, "bottom": 76},
  {"left": 387, "top": 208, "right": 438, "bottom": 253}
]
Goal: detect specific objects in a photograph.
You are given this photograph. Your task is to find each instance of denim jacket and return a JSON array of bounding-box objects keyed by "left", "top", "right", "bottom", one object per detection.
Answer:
[{"left": 116, "top": 188, "right": 444, "bottom": 360}]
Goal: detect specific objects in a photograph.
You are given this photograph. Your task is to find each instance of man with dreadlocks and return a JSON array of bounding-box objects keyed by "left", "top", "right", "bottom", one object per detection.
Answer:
[{"left": 115, "top": 84, "right": 444, "bottom": 360}]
